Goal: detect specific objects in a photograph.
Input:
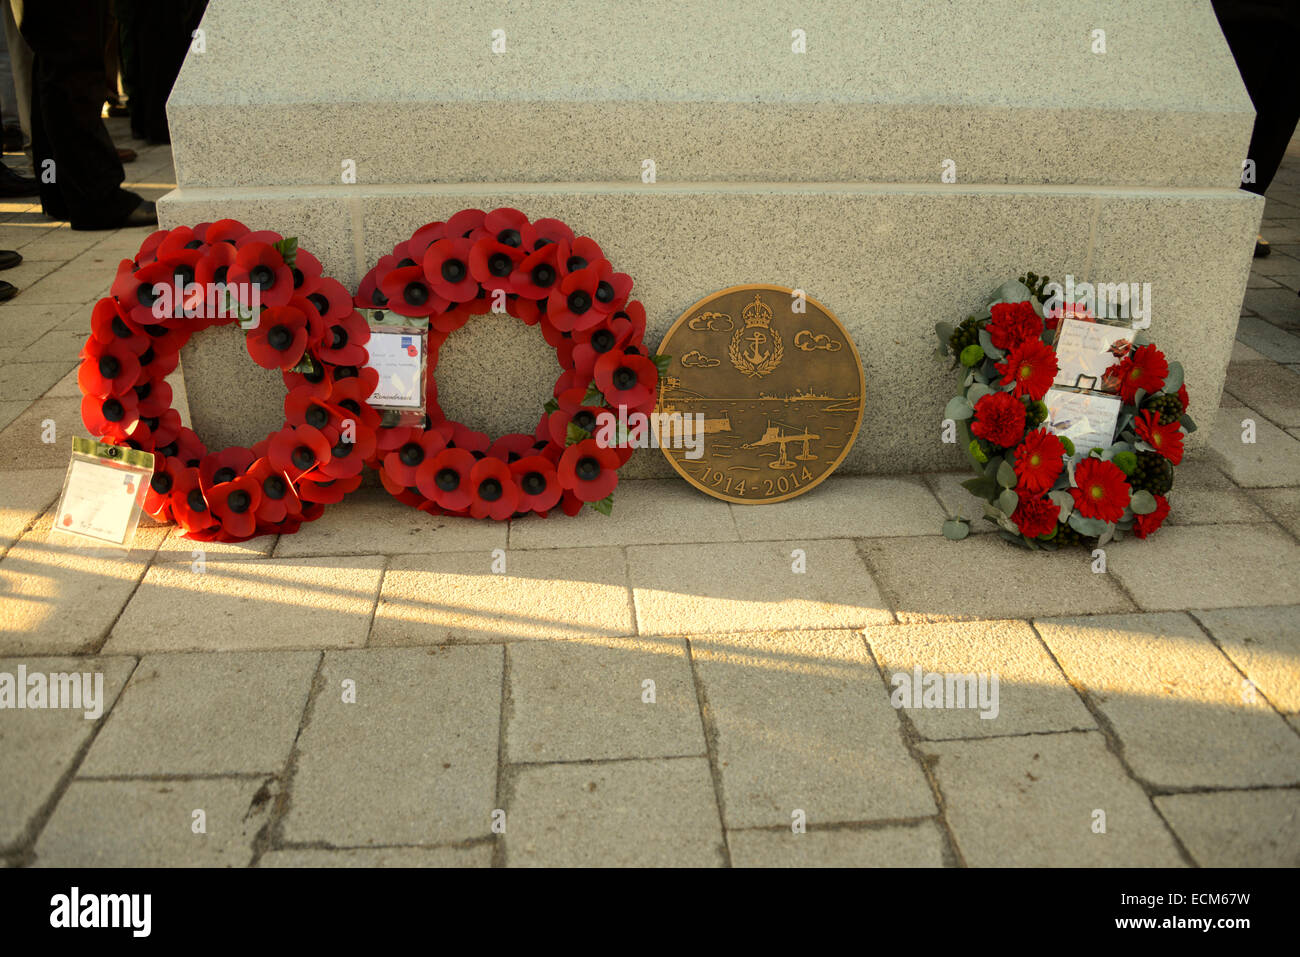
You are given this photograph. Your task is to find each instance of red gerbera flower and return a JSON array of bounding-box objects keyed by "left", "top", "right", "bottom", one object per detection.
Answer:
[
  {"left": 246, "top": 304, "right": 310, "bottom": 369},
  {"left": 558, "top": 438, "right": 619, "bottom": 502},
  {"left": 1106, "top": 343, "right": 1168, "bottom": 404},
  {"left": 1011, "top": 493, "right": 1060, "bottom": 539},
  {"left": 468, "top": 456, "right": 520, "bottom": 520},
  {"left": 594, "top": 351, "right": 657, "bottom": 411},
  {"left": 1070, "top": 457, "right": 1130, "bottom": 523},
  {"left": 1012, "top": 428, "right": 1066, "bottom": 494},
  {"left": 415, "top": 447, "right": 477, "bottom": 511},
  {"left": 1134, "top": 409, "right": 1185, "bottom": 465},
  {"left": 1133, "top": 493, "right": 1171, "bottom": 539},
  {"left": 226, "top": 241, "right": 294, "bottom": 309},
  {"left": 986, "top": 300, "right": 1042, "bottom": 352},
  {"left": 996, "top": 337, "right": 1058, "bottom": 401},
  {"left": 509, "top": 454, "right": 563, "bottom": 514},
  {"left": 970, "top": 391, "right": 1026, "bottom": 448}
]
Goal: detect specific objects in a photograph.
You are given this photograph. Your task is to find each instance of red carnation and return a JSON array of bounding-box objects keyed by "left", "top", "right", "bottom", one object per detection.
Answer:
[
  {"left": 1070, "top": 457, "right": 1130, "bottom": 523},
  {"left": 1134, "top": 409, "right": 1185, "bottom": 465},
  {"left": 1012, "top": 428, "right": 1066, "bottom": 495},
  {"left": 996, "top": 337, "right": 1058, "bottom": 401},
  {"left": 1011, "top": 493, "right": 1060, "bottom": 539},
  {"left": 970, "top": 391, "right": 1026, "bottom": 448},
  {"left": 1133, "top": 494, "right": 1171, "bottom": 539},
  {"left": 987, "top": 300, "right": 1042, "bottom": 351},
  {"left": 1106, "top": 343, "right": 1168, "bottom": 404},
  {"left": 1177, "top": 383, "right": 1189, "bottom": 411}
]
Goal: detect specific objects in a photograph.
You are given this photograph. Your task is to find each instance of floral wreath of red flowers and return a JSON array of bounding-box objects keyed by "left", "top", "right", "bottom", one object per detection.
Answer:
[
  {"left": 934, "top": 273, "right": 1196, "bottom": 549},
  {"left": 78, "top": 220, "right": 378, "bottom": 542},
  {"left": 353, "top": 208, "right": 663, "bottom": 520}
]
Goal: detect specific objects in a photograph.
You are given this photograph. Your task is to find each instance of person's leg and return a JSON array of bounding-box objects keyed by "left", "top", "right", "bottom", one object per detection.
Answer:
[{"left": 1, "top": 0, "right": 33, "bottom": 159}]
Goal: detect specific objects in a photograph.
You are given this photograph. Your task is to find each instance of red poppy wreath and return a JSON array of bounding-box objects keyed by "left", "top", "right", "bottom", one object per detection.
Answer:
[
  {"left": 354, "top": 208, "right": 662, "bottom": 519},
  {"left": 78, "top": 220, "right": 377, "bottom": 541}
]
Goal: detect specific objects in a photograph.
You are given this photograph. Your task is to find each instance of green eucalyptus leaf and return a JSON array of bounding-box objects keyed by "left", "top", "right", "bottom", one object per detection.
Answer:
[
  {"left": 1068, "top": 513, "right": 1109, "bottom": 537},
  {"left": 977, "top": 328, "right": 1005, "bottom": 362},
  {"left": 962, "top": 476, "right": 998, "bottom": 500},
  {"left": 1048, "top": 489, "right": 1074, "bottom": 522},
  {"left": 1181, "top": 413, "right": 1197, "bottom": 434},
  {"left": 996, "top": 459, "right": 1017, "bottom": 489},
  {"left": 935, "top": 321, "right": 955, "bottom": 348},
  {"left": 945, "top": 396, "right": 974, "bottom": 421},
  {"left": 1129, "top": 489, "right": 1158, "bottom": 515},
  {"left": 998, "top": 487, "right": 1019, "bottom": 515},
  {"left": 967, "top": 382, "right": 993, "bottom": 405},
  {"left": 942, "top": 518, "right": 970, "bottom": 541},
  {"left": 986, "top": 278, "right": 1034, "bottom": 307},
  {"left": 1163, "top": 361, "right": 1184, "bottom": 395}
]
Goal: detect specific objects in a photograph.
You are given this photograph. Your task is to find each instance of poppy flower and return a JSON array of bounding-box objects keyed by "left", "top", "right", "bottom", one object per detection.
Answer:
[
  {"left": 584, "top": 259, "right": 633, "bottom": 316},
  {"left": 317, "top": 422, "right": 376, "bottom": 480},
  {"left": 111, "top": 259, "right": 175, "bottom": 326},
  {"left": 532, "top": 217, "right": 575, "bottom": 249},
  {"left": 78, "top": 338, "right": 142, "bottom": 398},
  {"left": 284, "top": 387, "right": 349, "bottom": 436},
  {"left": 405, "top": 221, "right": 447, "bottom": 261},
  {"left": 205, "top": 473, "right": 262, "bottom": 539},
  {"left": 146, "top": 408, "right": 184, "bottom": 450},
  {"left": 1106, "top": 344, "right": 1168, "bottom": 404},
  {"left": 327, "top": 372, "right": 381, "bottom": 432},
  {"left": 469, "top": 238, "right": 525, "bottom": 293},
  {"left": 1134, "top": 409, "right": 1185, "bottom": 465},
  {"left": 468, "top": 456, "right": 520, "bottom": 520},
  {"left": 246, "top": 456, "right": 302, "bottom": 524},
  {"left": 1133, "top": 493, "right": 1171, "bottom": 539},
  {"left": 448, "top": 422, "right": 490, "bottom": 455},
  {"left": 1011, "top": 493, "right": 1060, "bottom": 539},
  {"left": 282, "top": 358, "right": 335, "bottom": 399},
  {"left": 558, "top": 489, "right": 586, "bottom": 516},
  {"left": 225, "top": 241, "right": 294, "bottom": 310},
  {"left": 572, "top": 311, "right": 637, "bottom": 378},
  {"left": 509, "top": 454, "right": 563, "bottom": 514},
  {"left": 986, "top": 300, "right": 1042, "bottom": 352},
  {"left": 135, "top": 339, "right": 181, "bottom": 382},
  {"left": 555, "top": 236, "right": 605, "bottom": 277},
  {"left": 547, "top": 266, "right": 603, "bottom": 333},
  {"left": 445, "top": 208, "right": 487, "bottom": 241},
  {"left": 170, "top": 466, "right": 219, "bottom": 535},
  {"left": 199, "top": 446, "right": 256, "bottom": 491},
  {"left": 1070, "top": 457, "right": 1130, "bottom": 523},
  {"left": 201, "top": 218, "right": 251, "bottom": 246},
  {"left": 236, "top": 229, "right": 285, "bottom": 249},
  {"left": 970, "top": 391, "right": 1026, "bottom": 448},
  {"left": 379, "top": 262, "right": 446, "bottom": 317},
  {"left": 488, "top": 432, "right": 538, "bottom": 463},
  {"left": 415, "top": 446, "right": 477, "bottom": 511},
  {"left": 316, "top": 309, "right": 370, "bottom": 367},
  {"left": 133, "top": 229, "right": 169, "bottom": 265},
  {"left": 594, "top": 351, "right": 657, "bottom": 411},
  {"left": 558, "top": 438, "right": 619, "bottom": 502},
  {"left": 422, "top": 236, "right": 479, "bottom": 303},
  {"left": 300, "top": 275, "right": 356, "bottom": 324},
  {"left": 996, "top": 337, "right": 1058, "bottom": 401},
  {"left": 133, "top": 378, "right": 173, "bottom": 418},
  {"left": 267, "top": 424, "right": 332, "bottom": 479},
  {"left": 378, "top": 464, "right": 427, "bottom": 509},
  {"left": 546, "top": 388, "right": 606, "bottom": 446},
  {"left": 82, "top": 390, "right": 140, "bottom": 440},
  {"left": 483, "top": 207, "right": 536, "bottom": 252},
  {"left": 288, "top": 247, "right": 325, "bottom": 299},
  {"left": 88, "top": 297, "right": 148, "bottom": 352},
  {"left": 298, "top": 471, "right": 363, "bottom": 505},
  {"left": 246, "top": 304, "right": 310, "bottom": 369},
  {"left": 383, "top": 429, "right": 450, "bottom": 488},
  {"left": 355, "top": 257, "right": 397, "bottom": 309}
]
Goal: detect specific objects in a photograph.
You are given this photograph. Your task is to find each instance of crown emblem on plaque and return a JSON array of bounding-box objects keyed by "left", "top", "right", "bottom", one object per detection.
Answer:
[{"left": 729, "top": 293, "right": 783, "bottom": 378}]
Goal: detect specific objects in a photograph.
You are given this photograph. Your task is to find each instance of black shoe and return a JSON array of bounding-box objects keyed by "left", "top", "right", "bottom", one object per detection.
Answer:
[
  {"left": 1255, "top": 236, "right": 1271, "bottom": 258},
  {"left": 0, "top": 249, "right": 21, "bottom": 270},
  {"left": 0, "top": 280, "right": 17, "bottom": 302},
  {"left": 2, "top": 125, "right": 21, "bottom": 152},
  {"left": 0, "top": 163, "right": 39, "bottom": 197},
  {"left": 107, "top": 104, "right": 130, "bottom": 118},
  {"left": 70, "top": 196, "right": 158, "bottom": 231}
]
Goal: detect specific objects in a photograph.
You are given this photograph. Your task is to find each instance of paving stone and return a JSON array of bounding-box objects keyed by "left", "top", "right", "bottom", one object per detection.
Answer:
[
  {"left": 1165, "top": 486, "right": 1272, "bottom": 526},
  {"left": 1229, "top": 338, "right": 1273, "bottom": 362},
  {"left": 866, "top": 620, "right": 1094, "bottom": 738},
  {"left": 258, "top": 845, "right": 492, "bottom": 867},
  {"left": 273, "top": 485, "right": 506, "bottom": 558},
  {"left": 1105, "top": 524, "right": 1300, "bottom": 613},
  {"left": 1248, "top": 255, "right": 1300, "bottom": 292},
  {"left": 922, "top": 732, "right": 1185, "bottom": 867},
  {"left": 1155, "top": 790, "right": 1300, "bottom": 867},
  {"left": 80, "top": 651, "right": 318, "bottom": 776},
  {"left": 1036, "top": 612, "right": 1300, "bottom": 789},
  {"left": 629, "top": 539, "right": 890, "bottom": 634},
  {"left": 1248, "top": 487, "right": 1300, "bottom": 537},
  {"left": 1245, "top": 274, "right": 1283, "bottom": 291},
  {"left": 0, "top": 303, "right": 78, "bottom": 351},
  {"left": 0, "top": 468, "right": 63, "bottom": 551},
  {"left": 1234, "top": 316, "right": 1300, "bottom": 364},
  {"left": 13, "top": 226, "right": 109, "bottom": 262},
  {"left": 17, "top": 265, "right": 110, "bottom": 305},
  {"left": 1173, "top": 453, "right": 1236, "bottom": 489},
  {"left": 1224, "top": 361, "right": 1300, "bottom": 427},
  {"left": 863, "top": 534, "right": 1133, "bottom": 623},
  {"left": 0, "top": 655, "right": 135, "bottom": 849},
  {"left": 728, "top": 476, "right": 944, "bottom": 541},
  {"left": 0, "top": 515, "right": 167, "bottom": 656},
  {"left": 0, "top": 396, "right": 83, "bottom": 471},
  {"left": 104, "top": 555, "right": 384, "bottom": 653},
  {"left": 1210, "top": 406, "right": 1300, "bottom": 487},
  {"left": 728, "top": 821, "right": 947, "bottom": 867},
  {"left": 1195, "top": 605, "right": 1300, "bottom": 714},
  {"left": 506, "top": 636, "right": 705, "bottom": 763},
  {"left": 0, "top": 400, "right": 26, "bottom": 432},
  {"left": 689, "top": 629, "right": 934, "bottom": 827},
  {"left": 504, "top": 757, "right": 723, "bottom": 867},
  {"left": 42, "top": 367, "right": 80, "bottom": 398},
  {"left": 1, "top": 361, "right": 75, "bottom": 402},
  {"left": 33, "top": 777, "right": 269, "bottom": 867},
  {"left": 283, "top": 645, "right": 502, "bottom": 847},
  {"left": 15, "top": 330, "right": 87, "bottom": 366},
  {"left": 508, "top": 479, "right": 737, "bottom": 550},
  {"left": 372, "top": 546, "right": 632, "bottom": 644},
  {"left": 153, "top": 526, "right": 278, "bottom": 563}
]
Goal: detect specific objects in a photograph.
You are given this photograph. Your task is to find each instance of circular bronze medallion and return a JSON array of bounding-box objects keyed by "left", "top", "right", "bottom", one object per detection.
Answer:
[{"left": 654, "top": 284, "right": 865, "bottom": 504}]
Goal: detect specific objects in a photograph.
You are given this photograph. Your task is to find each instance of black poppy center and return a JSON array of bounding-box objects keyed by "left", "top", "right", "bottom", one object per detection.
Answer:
[
  {"left": 372, "top": 289, "right": 389, "bottom": 306},
  {"left": 576, "top": 456, "right": 601, "bottom": 481},
  {"left": 531, "top": 263, "right": 555, "bottom": 287},
  {"left": 156, "top": 441, "right": 178, "bottom": 458},
  {"left": 612, "top": 366, "right": 638, "bottom": 390},
  {"left": 331, "top": 441, "right": 353, "bottom": 458},
  {"left": 566, "top": 256, "right": 587, "bottom": 272},
  {"left": 102, "top": 399, "right": 125, "bottom": 422},
  {"left": 339, "top": 399, "right": 360, "bottom": 414},
  {"left": 111, "top": 316, "right": 133, "bottom": 339},
  {"left": 404, "top": 282, "right": 429, "bottom": 306},
  {"left": 440, "top": 259, "right": 466, "bottom": 283},
  {"left": 213, "top": 466, "right": 237, "bottom": 485},
  {"left": 263, "top": 475, "right": 287, "bottom": 500},
  {"left": 303, "top": 365, "right": 325, "bottom": 384},
  {"left": 98, "top": 355, "right": 121, "bottom": 379},
  {"left": 250, "top": 264, "right": 275, "bottom": 290},
  {"left": 398, "top": 257, "right": 416, "bottom": 269},
  {"left": 291, "top": 446, "right": 316, "bottom": 470},
  {"left": 595, "top": 281, "right": 614, "bottom": 303},
  {"left": 308, "top": 292, "right": 330, "bottom": 315},
  {"left": 146, "top": 324, "right": 170, "bottom": 338},
  {"left": 478, "top": 478, "right": 503, "bottom": 502},
  {"left": 267, "top": 324, "right": 293, "bottom": 350},
  {"left": 134, "top": 382, "right": 152, "bottom": 399},
  {"left": 305, "top": 405, "right": 329, "bottom": 429},
  {"left": 139, "top": 346, "right": 156, "bottom": 366},
  {"left": 488, "top": 252, "right": 513, "bottom": 277},
  {"left": 136, "top": 283, "right": 158, "bottom": 307},
  {"left": 184, "top": 239, "right": 203, "bottom": 250},
  {"left": 567, "top": 290, "right": 591, "bottom": 315},
  {"left": 591, "top": 329, "right": 616, "bottom": 353},
  {"left": 227, "top": 490, "right": 251, "bottom": 513},
  {"left": 521, "top": 471, "right": 546, "bottom": 495},
  {"left": 213, "top": 265, "right": 230, "bottom": 285},
  {"left": 150, "top": 472, "right": 173, "bottom": 494},
  {"left": 398, "top": 442, "right": 424, "bottom": 467},
  {"left": 435, "top": 468, "right": 459, "bottom": 491},
  {"left": 187, "top": 488, "right": 207, "bottom": 512},
  {"left": 174, "top": 265, "right": 195, "bottom": 289},
  {"left": 292, "top": 267, "right": 305, "bottom": 288},
  {"left": 335, "top": 366, "right": 358, "bottom": 379},
  {"left": 497, "top": 228, "right": 522, "bottom": 248},
  {"left": 573, "top": 410, "right": 596, "bottom": 432}
]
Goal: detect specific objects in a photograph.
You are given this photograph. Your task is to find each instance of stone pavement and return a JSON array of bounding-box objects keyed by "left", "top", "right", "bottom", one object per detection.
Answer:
[{"left": 0, "top": 125, "right": 1297, "bottom": 868}]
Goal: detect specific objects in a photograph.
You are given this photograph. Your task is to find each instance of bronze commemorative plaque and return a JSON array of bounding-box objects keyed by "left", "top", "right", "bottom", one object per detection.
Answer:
[{"left": 654, "top": 284, "right": 865, "bottom": 504}]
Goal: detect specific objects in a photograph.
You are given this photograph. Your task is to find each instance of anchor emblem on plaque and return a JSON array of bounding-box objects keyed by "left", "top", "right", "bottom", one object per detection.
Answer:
[{"left": 728, "top": 294, "right": 783, "bottom": 378}]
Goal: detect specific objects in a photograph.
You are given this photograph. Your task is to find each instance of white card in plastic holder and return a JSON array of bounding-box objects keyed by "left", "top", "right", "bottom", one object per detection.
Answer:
[
  {"left": 367, "top": 329, "right": 424, "bottom": 409},
  {"left": 53, "top": 439, "right": 154, "bottom": 547}
]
